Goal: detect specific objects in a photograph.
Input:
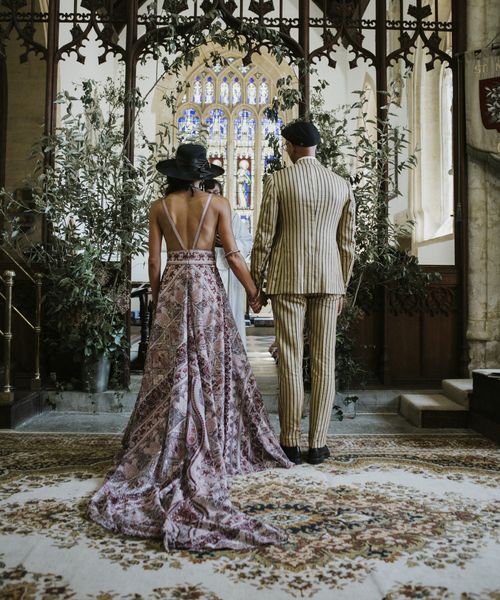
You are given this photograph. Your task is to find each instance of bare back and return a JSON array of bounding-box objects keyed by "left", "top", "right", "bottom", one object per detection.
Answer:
[
  {"left": 157, "top": 190, "right": 217, "bottom": 251},
  {"left": 148, "top": 186, "right": 258, "bottom": 306},
  {"left": 149, "top": 188, "right": 238, "bottom": 256}
]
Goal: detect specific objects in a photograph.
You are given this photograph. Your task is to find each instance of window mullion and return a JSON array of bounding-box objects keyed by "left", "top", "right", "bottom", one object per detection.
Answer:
[{"left": 228, "top": 112, "right": 235, "bottom": 207}]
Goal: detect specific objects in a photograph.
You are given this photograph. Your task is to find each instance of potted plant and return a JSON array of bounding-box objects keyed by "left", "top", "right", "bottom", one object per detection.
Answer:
[{"left": 1, "top": 79, "right": 159, "bottom": 391}]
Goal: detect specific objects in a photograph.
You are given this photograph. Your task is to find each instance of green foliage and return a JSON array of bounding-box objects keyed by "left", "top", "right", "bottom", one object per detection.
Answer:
[
  {"left": 0, "top": 79, "right": 156, "bottom": 371},
  {"left": 311, "top": 86, "right": 439, "bottom": 389},
  {"left": 137, "top": 2, "right": 304, "bottom": 154}
]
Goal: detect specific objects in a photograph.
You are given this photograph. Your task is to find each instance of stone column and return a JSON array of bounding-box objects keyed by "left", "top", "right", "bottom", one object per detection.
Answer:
[{"left": 466, "top": 1, "right": 500, "bottom": 370}]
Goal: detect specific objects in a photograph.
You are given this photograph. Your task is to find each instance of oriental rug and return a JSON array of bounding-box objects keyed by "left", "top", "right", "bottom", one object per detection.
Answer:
[{"left": 0, "top": 432, "right": 499, "bottom": 599}]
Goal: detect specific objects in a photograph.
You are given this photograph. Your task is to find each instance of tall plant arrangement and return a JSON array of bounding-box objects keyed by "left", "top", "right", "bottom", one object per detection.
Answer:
[
  {"left": 1, "top": 5, "right": 304, "bottom": 388},
  {"left": 1, "top": 78, "right": 159, "bottom": 382},
  {"left": 310, "top": 86, "right": 439, "bottom": 389}
]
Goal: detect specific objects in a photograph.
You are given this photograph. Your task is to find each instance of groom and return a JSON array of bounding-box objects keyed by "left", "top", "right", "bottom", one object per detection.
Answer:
[{"left": 251, "top": 121, "right": 356, "bottom": 465}]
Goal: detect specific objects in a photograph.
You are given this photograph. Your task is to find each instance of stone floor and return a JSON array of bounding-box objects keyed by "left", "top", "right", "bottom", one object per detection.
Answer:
[
  {"left": 14, "top": 327, "right": 471, "bottom": 437},
  {"left": 17, "top": 408, "right": 453, "bottom": 435}
]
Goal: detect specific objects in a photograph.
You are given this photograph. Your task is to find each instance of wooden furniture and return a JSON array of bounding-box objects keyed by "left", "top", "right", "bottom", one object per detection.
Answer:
[{"left": 470, "top": 370, "right": 500, "bottom": 443}]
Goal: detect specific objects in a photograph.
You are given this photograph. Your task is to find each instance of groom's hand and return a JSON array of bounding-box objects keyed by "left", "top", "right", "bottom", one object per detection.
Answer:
[
  {"left": 250, "top": 295, "right": 263, "bottom": 313},
  {"left": 250, "top": 291, "right": 266, "bottom": 313}
]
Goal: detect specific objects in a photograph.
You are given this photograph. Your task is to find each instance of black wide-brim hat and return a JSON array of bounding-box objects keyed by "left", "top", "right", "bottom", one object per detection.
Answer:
[{"left": 156, "top": 143, "right": 224, "bottom": 180}]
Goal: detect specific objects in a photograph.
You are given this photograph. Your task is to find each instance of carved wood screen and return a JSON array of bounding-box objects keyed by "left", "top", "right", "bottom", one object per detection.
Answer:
[{"left": 0, "top": 0, "right": 468, "bottom": 385}]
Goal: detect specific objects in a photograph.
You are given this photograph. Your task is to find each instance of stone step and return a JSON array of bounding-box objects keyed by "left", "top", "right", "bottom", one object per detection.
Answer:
[
  {"left": 400, "top": 393, "right": 468, "bottom": 428},
  {"left": 442, "top": 378, "right": 472, "bottom": 408},
  {"left": 47, "top": 389, "right": 138, "bottom": 413},
  {"left": 0, "top": 389, "right": 47, "bottom": 428}
]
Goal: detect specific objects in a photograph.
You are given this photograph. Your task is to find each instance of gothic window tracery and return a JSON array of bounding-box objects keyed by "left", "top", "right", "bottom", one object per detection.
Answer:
[
  {"left": 247, "top": 78, "right": 257, "bottom": 105},
  {"left": 192, "top": 77, "right": 202, "bottom": 103},
  {"left": 232, "top": 77, "right": 242, "bottom": 105},
  {"left": 259, "top": 79, "right": 269, "bottom": 104},
  {"left": 175, "top": 60, "right": 285, "bottom": 234},
  {"left": 205, "top": 76, "right": 215, "bottom": 104},
  {"left": 177, "top": 108, "right": 200, "bottom": 137}
]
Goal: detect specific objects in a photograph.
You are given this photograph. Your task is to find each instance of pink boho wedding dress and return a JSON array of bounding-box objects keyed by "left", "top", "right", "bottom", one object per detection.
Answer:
[{"left": 88, "top": 194, "right": 292, "bottom": 551}]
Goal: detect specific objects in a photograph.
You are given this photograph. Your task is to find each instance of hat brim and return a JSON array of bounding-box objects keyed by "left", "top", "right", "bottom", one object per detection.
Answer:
[{"left": 156, "top": 159, "right": 224, "bottom": 180}]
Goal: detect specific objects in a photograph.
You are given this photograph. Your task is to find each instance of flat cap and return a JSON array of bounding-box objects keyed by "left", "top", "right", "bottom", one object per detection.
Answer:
[{"left": 281, "top": 120, "right": 321, "bottom": 147}]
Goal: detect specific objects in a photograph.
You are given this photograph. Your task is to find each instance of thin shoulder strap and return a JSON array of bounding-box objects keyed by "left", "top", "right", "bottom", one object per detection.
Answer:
[
  {"left": 161, "top": 198, "right": 187, "bottom": 250},
  {"left": 193, "top": 194, "right": 213, "bottom": 249}
]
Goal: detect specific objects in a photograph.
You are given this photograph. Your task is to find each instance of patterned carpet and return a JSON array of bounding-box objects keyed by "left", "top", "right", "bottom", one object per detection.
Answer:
[{"left": 0, "top": 432, "right": 500, "bottom": 599}]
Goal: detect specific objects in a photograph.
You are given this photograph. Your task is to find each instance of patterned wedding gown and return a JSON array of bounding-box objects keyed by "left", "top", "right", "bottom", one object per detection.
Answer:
[{"left": 88, "top": 195, "right": 292, "bottom": 551}]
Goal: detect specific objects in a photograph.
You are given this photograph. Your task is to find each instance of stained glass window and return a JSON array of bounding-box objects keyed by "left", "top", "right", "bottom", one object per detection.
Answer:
[
  {"left": 205, "top": 76, "right": 215, "bottom": 104},
  {"left": 259, "top": 78, "right": 269, "bottom": 104},
  {"left": 247, "top": 78, "right": 257, "bottom": 105},
  {"left": 220, "top": 77, "right": 229, "bottom": 104},
  {"left": 192, "top": 77, "right": 202, "bottom": 103},
  {"left": 235, "top": 156, "right": 252, "bottom": 208},
  {"left": 232, "top": 78, "right": 241, "bottom": 104},
  {"left": 208, "top": 155, "right": 226, "bottom": 192},
  {"left": 234, "top": 110, "right": 256, "bottom": 209},
  {"left": 206, "top": 109, "right": 228, "bottom": 144},
  {"left": 176, "top": 60, "right": 287, "bottom": 236},
  {"left": 234, "top": 109, "right": 256, "bottom": 144},
  {"left": 205, "top": 109, "right": 228, "bottom": 191},
  {"left": 262, "top": 117, "right": 283, "bottom": 180},
  {"left": 262, "top": 116, "right": 282, "bottom": 140},
  {"left": 239, "top": 214, "right": 252, "bottom": 235},
  {"left": 177, "top": 108, "right": 200, "bottom": 137}
]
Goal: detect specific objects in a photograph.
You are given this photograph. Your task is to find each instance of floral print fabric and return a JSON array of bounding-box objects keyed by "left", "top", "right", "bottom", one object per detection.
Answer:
[{"left": 88, "top": 250, "right": 292, "bottom": 550}]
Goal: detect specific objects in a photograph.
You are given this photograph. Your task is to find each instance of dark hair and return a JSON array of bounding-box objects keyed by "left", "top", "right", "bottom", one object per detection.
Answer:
[
  {"left": 163, "top": 176, "right": 193, "bottom": 196},
  {"left": 203, "top": 178, "right": 223, "bottom": 194}
]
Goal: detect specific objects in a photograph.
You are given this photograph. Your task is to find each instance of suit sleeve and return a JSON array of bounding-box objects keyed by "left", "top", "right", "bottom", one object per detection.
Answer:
[
  {"left": 337, "top": 183, "right": 356, "bottom": 290},
  {"left": 250, "top": 174, "right": 279, "bottom": 291}
]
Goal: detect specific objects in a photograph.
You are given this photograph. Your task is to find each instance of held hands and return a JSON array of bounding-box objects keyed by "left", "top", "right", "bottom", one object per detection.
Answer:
[{"left": 249, "top": 290, "right": 267, "bottom": 314}]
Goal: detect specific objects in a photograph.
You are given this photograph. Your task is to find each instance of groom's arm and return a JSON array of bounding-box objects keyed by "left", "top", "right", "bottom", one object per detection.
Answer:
[
  {"left": 250, "top": 174, "right": 279, "bottom": 291},
  {"left": 337, "top": 184, "right": 356, "bottom": 290}
]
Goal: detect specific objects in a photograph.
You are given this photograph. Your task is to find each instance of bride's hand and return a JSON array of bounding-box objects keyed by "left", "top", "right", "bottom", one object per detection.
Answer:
[{"left": 249, "top": 291, "right": 266, "bottom": 314}]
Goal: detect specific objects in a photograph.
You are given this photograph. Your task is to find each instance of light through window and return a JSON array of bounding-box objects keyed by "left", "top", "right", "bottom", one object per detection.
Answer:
[{"left": 175, "top": 59, "right": 286, "bottom": 235}]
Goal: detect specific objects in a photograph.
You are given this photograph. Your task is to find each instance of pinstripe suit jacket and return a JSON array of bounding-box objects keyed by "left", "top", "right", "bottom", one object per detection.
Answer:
[{"left": 250, "top": 157, "right": 355, "bottom": 295}]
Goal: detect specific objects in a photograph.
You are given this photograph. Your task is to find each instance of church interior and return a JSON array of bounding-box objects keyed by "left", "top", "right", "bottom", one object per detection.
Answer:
[{"left": 0, "top": 0, "right": 499, "bottom": 597}]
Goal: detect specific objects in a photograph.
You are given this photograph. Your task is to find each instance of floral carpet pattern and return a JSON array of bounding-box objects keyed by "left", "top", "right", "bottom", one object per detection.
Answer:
[{"left": 0, "top": 432, "right": 499, "bottom": 599}]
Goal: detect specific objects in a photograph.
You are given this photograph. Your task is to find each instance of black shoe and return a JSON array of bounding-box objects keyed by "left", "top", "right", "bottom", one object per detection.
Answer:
[
  {"left": 280, "top": 444, "right": 302, "bottom": 465},
  {"left": 307, "top": 446, "right": 330, "bottom": 465}
]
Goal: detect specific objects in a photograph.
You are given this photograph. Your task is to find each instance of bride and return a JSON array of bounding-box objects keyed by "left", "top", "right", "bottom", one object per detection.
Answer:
[{"left": 88, "top": 143, "right": 292, "bottom": 551}]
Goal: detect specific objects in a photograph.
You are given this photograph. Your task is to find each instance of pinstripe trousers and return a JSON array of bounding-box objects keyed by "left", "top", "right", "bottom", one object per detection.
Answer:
[{"left": 271, "top": 294, "right": 340, "bottom": 448}]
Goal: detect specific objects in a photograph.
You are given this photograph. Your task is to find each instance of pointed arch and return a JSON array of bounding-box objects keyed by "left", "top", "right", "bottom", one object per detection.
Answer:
[{"left": 152, "top": 45, "right": 298, "bottom": 231}]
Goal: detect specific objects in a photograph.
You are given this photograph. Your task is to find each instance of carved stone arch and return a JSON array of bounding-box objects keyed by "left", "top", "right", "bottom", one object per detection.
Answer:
[
  {"left": 359, "top": 71, "right": 377, "bottom": 143},
  {"left": 408, "top": 38, "right": 454, "bottom": 265},
  {"left": 201, "top": 104, "right": 230, "bottom": 121},
  {"left": 408, "top": 40, "right": 429, "bottom": 247}
]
